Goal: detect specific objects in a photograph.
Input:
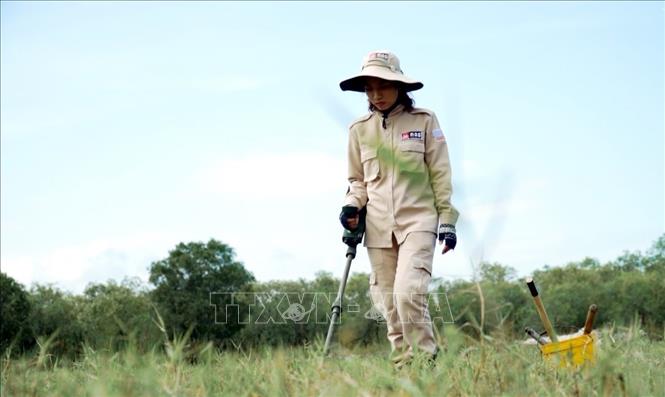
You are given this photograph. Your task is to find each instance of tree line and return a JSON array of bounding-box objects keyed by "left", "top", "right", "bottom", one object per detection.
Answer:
[{"left": 2, "top": 235, "right": 663, "bottom": 358}]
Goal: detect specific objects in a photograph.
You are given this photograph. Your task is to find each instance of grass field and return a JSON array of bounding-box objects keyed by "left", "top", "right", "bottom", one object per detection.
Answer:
[{"left": 2, "top": 325, "right": 663, "bottom": 397}]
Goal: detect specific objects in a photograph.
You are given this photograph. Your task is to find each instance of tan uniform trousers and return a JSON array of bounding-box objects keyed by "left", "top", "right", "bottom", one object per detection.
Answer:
[{"left": 367, "top": 231, "right": 437, "bottom": 359}]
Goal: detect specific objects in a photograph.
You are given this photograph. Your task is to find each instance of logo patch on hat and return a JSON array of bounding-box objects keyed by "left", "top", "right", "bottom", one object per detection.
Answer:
[
  {"left": 371, "top": 52, "right": 390, "bottom": 60},
  {"left": 402, "top": 130, "right": 423, "bottom": 141},
  {"left": 432, "top": 128, "right": 445, "bottom": 142}
]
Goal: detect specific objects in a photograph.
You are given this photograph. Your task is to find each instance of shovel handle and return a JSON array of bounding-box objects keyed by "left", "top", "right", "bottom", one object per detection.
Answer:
[
  {"left": 526, "top": 278, "right": 559, "bottom": 343},
  {"left": 526, "top": 279, "right": 539, "bottom": 297}
]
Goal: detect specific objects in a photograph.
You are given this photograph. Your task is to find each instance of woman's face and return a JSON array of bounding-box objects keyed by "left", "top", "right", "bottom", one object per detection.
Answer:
[{"left": 364, "top": 77, "right": 398, "bottom": 111}]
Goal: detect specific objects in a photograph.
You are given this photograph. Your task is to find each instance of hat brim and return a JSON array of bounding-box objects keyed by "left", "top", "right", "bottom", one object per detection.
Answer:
[{"left": 339, "top": 66, "right": 423, "bottom": 92}]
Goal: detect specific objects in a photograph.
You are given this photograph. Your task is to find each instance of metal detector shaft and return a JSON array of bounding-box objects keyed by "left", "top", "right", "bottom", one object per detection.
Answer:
[{"left": 323, "top": 245, "right": 356, "bottom": 355}]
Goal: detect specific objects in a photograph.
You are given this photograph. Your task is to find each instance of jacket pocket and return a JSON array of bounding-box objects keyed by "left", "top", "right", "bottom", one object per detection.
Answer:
[
  {"left": 361, "top": 148, "right": 380, "bottom": 182},
  {"left": 399, "top": 141, "right": 425, "bottom": 173},
  {"left": 400, "top": 141, "right": 425, "bottom": 153},
  {"left": 412, "top": 262, "right": 432, "bottom": 294},
  {"left": 413, "top": 262, "right": 432, "bottom": 276}
]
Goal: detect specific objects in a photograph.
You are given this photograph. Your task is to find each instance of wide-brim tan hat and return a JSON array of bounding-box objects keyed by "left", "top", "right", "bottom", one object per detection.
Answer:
[{"left": 340, "top": 50, "right": 423, "bottom": 92}]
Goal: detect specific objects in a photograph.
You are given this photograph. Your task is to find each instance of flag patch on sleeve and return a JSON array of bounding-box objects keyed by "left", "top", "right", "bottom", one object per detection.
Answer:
[{"left": 432, "top": 128, "right": 445, "bottom": 142}]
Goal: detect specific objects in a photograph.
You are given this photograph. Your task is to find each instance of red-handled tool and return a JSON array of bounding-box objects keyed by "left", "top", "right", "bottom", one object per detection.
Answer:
[{"left": 583, "top": 304, "right": 598, "bottom": 335}]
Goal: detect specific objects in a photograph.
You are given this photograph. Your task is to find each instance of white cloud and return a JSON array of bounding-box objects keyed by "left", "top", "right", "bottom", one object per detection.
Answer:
[
  {"left": 194, "top": 151, "right": 347, "bottom": 198},
  {"left": 1, "top": 232, "right": 180, "bottom": 293},
  {"left": 453, "top": 177, "right": 547, "bottom": 265},
  {"left": 2, "top": 255, "right": 35, "bottom": 286},
  {"left": 0, "top": 152, "right": 347, "bottom": 292},
  {"left": 457, "top": 159, "right": 486, "bottom": 180}
]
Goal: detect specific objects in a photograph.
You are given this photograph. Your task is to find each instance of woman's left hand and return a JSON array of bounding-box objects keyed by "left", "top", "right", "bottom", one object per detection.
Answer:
[{"left": 438, "top": 224, "right": 457, "bottom": 255}]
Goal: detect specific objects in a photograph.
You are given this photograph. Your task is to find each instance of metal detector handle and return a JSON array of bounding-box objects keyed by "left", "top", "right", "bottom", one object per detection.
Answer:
[{"left": 342, "top": 207, "right": 366, "bottom": 248}]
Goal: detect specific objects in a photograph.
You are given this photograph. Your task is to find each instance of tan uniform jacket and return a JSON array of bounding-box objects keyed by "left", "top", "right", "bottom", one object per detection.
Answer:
[{"left": 344, "top": 104, "right": 459, "bottom": 248}]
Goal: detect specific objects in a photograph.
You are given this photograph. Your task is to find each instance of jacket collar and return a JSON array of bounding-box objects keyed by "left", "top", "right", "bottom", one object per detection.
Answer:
[
  {"left": 375, "top": 103, "right": 404, "bottom": 129},
  {"left": 375, "top": 103, "right": 405, "bottom": 119}
]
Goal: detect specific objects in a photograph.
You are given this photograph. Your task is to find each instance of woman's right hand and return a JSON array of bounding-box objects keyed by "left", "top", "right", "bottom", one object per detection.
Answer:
[
  {"left": 346, "top": 215, "right": 359, "bottom": 230},
  {"left": 339, "top": 206, "right": 360, "bottom": 230}
]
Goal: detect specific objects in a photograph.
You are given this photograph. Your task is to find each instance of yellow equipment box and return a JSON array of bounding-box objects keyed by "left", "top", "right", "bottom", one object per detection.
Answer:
[{"left": 540, "top": 333, "right": 595, "bottom": 367}]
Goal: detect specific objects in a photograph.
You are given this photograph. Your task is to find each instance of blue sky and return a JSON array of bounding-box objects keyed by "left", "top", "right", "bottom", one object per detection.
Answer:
[{"left": 1, "top": 1, "right": 663, "bottom": 293}]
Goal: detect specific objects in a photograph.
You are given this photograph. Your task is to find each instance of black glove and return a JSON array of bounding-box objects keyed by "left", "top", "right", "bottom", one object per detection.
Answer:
[
  {"left": 339, "top": 206, "right": 359, "bottom": 230},
  {"left": 438, "top": 224, "right": 457, "bottom": 250}
]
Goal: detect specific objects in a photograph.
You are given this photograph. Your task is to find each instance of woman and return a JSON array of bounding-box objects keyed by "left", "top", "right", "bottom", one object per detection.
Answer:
[{"left": 338, "top": 50, "right": 459, "bottom": 367}]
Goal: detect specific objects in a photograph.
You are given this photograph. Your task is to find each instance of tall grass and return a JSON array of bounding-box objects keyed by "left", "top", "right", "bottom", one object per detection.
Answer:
[{"left": 2, "top": 322, "right": 663, "bottom": 397}]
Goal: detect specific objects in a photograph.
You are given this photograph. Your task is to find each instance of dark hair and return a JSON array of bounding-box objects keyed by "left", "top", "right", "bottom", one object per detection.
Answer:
[{"left": 368, "top": 84, "right": 415, "bottom": 112}]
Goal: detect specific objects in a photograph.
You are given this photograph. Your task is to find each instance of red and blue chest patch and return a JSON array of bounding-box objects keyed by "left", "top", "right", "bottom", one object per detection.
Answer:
[{"left": 401, "top": 130, "right": 423, "bottom": 141}]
